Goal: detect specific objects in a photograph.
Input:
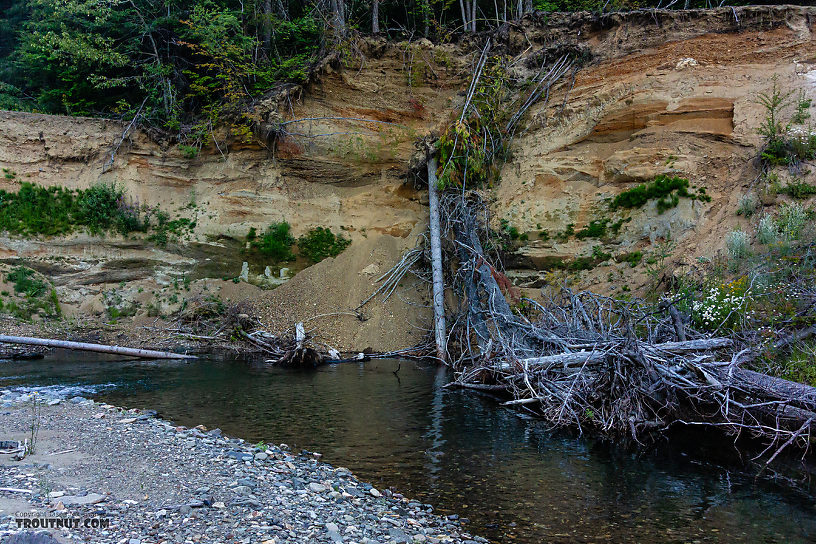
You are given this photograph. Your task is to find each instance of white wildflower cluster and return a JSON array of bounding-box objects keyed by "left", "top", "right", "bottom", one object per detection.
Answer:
[
  {"left": 786, "top": 125, "right": 816, "bottom": 141},
  {"left": 692, "top": 287, "right": 745, "bottom": 330}
]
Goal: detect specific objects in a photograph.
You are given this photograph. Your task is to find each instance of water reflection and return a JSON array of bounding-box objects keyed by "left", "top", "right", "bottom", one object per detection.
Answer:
[{"left": 1, "top": 353, "right": 815, "bottom": 543}]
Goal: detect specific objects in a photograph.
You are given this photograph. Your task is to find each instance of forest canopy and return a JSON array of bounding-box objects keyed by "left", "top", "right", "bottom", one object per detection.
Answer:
[{"left": 0, "top": 0, "right": 802, "bottom": 143}]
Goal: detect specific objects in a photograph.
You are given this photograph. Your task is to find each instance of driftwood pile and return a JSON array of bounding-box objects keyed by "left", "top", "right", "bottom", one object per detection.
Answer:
[{"left": 426, "top": 192, "right": 816, "bottom": 463}]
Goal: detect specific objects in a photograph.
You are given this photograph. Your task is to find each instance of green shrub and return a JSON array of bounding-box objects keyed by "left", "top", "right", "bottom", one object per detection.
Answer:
[
  {"left": 778, "top": 202, "right": 808, "bottom": 241},
  {"left": 6, "top": 267, "right": 46, "bottom": 298},
  {"left": 737, "top": 194, "right": 759, "bottom": 217},
  {"left": 780, "top": 179, "right": 816, "bottom": 199},
  {"left": 726, "top": 229, "right": 750, "bottom": 260},
  {"left": 297, "top": 227, "right": 351, "bottom": 263},
  {"left": 757, "top": 214, "right": 778, "bottom": 245},
  {"left": 252, "top": 222, "right": 295, "bottom": 261},
  {"left": 761, "top": 138, "right": 792, "bottom": 166},
  {"left": 576, "top": 219, "right": 608, "bottom": 240},
  {"left": 0, "top": 182, "right": 148, "bottom": 237},
  {"left": 779, "top": 342, "right": 816, "bottom": 386},
  {"left": 792, "top": 90, "right": 812, "bottom": 125},
  {"left": 610, "top": 175, "right": 708, "bottom": 213},
  {"left": 591, "top": 245, "right": 611, "bottom": 261},
  {"left": 617, "top": 251, "right": 643, "bottom": 268}
]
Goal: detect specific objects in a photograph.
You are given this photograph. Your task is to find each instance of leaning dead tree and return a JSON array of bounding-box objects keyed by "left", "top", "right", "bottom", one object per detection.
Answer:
[
  {"left": 441, "top": 194, "right": 816, "bottom": 450},
  {"left": 360, "top": 42, "right": 816, "bottom": 464}
]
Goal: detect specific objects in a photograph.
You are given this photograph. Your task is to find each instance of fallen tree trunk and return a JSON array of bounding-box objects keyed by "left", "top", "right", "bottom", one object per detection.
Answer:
[{"left": 0, "top": 335, "right": 196, "bottom": 360}]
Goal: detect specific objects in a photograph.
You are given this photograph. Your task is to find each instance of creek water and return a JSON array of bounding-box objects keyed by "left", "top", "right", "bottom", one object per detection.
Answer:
[{"left": 2, "top": 353, "right": 815, "bottom": 543}]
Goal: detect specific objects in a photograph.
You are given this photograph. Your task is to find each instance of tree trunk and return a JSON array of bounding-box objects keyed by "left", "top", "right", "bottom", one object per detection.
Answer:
[
  {"left": 460, "top": 0, "right": 469, "bottom": 32},
  {"left": 421, "top": 0, "right": 430, "bottom": 36},
  {"left": 471, "top": 0, "right": 477, "bottom": 31},
  {"left": 524, "top": 0, "right": 532, "bottom": 14},
  {"left": 263, "top": 0, "right": 272, "bottom": 53},
  {"left": 372, "top": 0, "right": 379, "bottom": 33},
  {"left": 427, "top": 157, "right": 447, "bottom": 362},
  {"left": 275, "top": 0, "right": 288, "bottom": 19},
  {"left": 0, "top": 335, "right": 196, "bottom": 360},
  {"left": 330, "top": 0, "right": 346, "bottom": 38}
]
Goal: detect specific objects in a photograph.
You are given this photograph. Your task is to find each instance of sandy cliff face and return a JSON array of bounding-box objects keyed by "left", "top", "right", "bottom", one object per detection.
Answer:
[
  {"left": 1, "top": 5, "right": 814, "bottom": 350},
  {"left": 494, "top": 6, "right": 816, "bottom": 294}
]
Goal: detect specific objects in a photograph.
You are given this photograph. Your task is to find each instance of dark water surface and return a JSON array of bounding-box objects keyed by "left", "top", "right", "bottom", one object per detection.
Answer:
[{"left": 2, "top": 353, "right": 816, "bottom": 543}]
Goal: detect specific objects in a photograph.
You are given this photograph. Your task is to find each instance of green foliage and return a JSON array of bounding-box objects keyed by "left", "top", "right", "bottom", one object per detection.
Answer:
[
  {"left": 576, "top": 219, "right": 608, "bottom": 240},
  {"left": 725, "top": 229, "right": 750, "bottom": 261},
  {"left": 297, "top": 227, "right": 351, "bottom": 263},
  {"left": 791, "top": 90, "right": 812, "bottom": 125},
  {"left": 779, "top": 179, "right": 816, "bottom": 199},
  {"left": 436, "top": 57, "right": 513, "bottom": 190},
  {"left": 779, "top": 342, "right": 816, "bottom": 386},
  {"left": 737, "top": 193, "right": 759, "bottom": 217},
  {"left": 757, "top": 78, "right": 816, "bottom": 165},
  {"left": 591, "top": 245, "right": 611, "bottom": 261},
  {"left": 500, "top": 219, "right": 521, "bottom": 240},
  {"left": 756, "top": 76, "right": 793, "bottom": 144},
  {"left": 1, "top": 266, "right": 60, "bottom": 320},
  {"left": 610, "top": 175, "right": 708, "bottom": 213},
  {"left": 179, "top": 144, "right": 200, "bottom": 159},
  {"left": 0, "top": 182, "right": 180, "bottom": 241},
  {"left": 252, "top": 222, "right": 295, "bottom": 262},
  {"left": 6, "top": 266, "right": 46, "bottom": 298},
  {"left": 617, "top": 251, "right": 643, "bottom": 268}
]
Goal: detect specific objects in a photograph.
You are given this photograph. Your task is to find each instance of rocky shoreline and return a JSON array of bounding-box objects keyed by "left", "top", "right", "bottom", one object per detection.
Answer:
[{"left": 0, "top": 395, "right": 484, "bottom": 544}]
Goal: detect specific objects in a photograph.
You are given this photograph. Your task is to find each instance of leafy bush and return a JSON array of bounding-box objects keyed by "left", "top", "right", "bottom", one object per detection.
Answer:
[
  {"left": 792, "top": 90, "right": 812, "bottom": 125},
  {"left": 1, "top": 266, "right": 60, "bottom": 320},
  {"left": 0, "top": 182, "right": 148, "bottom": 237},
  {"left": 726, "top": 229, "right": 750, "bottom": 260},
  {"left": 76, "top": 183, "right": 124, "bottom": 234},
  {"left": 576, "top": 219, "right": 608, "bottom": 240},
  {"left": 779, "top": 343, "right": 816, "bottom": 386},
  {"left": 616, "top": 251, "right": 643, "bottom": 268},
  {"left": 297, "top": 227, "right": 351, "bottom": 263},
  {"left": 780, "top": 179, "right": 816, "bottom": 199},
  {"left": 757, "top": 214, "right": 778, "bottom": 245},
  {"left": 6, "top": 266, "right": 46, "bottom": 298},
  {"left": 252, "top": 222, "right": 295, "bottom": 262},
  {"left": 609, "top": 175, "right": 709, "bottom": 213},
  {"left": 737, "top": 194, "right": 759, "bottom": 217},
  {"left": 777, "top": 202, "right": 808, "bottom": 241}
]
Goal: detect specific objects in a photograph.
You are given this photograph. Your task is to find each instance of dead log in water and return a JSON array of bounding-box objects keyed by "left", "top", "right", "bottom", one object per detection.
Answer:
[{"left": 0, "top": 335, "right": 196, "bottom": 360}]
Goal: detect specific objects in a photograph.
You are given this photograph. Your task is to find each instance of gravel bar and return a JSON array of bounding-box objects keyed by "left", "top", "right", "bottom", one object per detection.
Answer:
[{"left": 0, "top": 394, "right": 485, "bottom": 544}]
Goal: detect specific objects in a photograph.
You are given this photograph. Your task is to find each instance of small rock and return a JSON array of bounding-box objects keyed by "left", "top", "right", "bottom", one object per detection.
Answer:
[
  {"left": 6, "top": 531, "right": 61, "bottom": 544},
  {"left": 254, "top": 452, "right": 268, "bottom": 461},
  {"left": 369, "top": 487, "right": 382, "bottom": 498},
  {"left": 59, "top": 493, "right": 105, "bottom": 506},
  {"left": 47, "top": 399, "right": 60, "bottom": 406},
  {"left": 309, "top": 482, "right": 327, "bottom": 493}
]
